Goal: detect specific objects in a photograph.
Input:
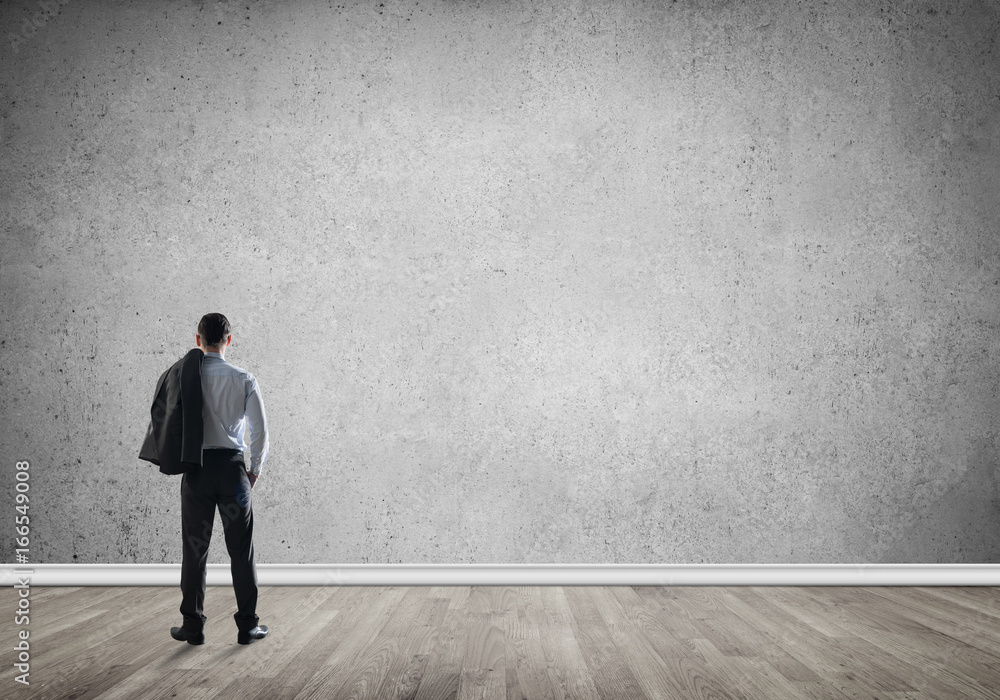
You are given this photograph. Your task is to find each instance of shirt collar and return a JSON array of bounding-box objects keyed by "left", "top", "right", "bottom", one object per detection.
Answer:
[{"left": 204, "top": 351, "right": 224, "bottom": 359}]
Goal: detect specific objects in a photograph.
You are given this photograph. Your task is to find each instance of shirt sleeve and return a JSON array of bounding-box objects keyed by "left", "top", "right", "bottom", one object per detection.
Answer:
[{"left": 244, "top": 376, "right": 269, "bottom": 477}]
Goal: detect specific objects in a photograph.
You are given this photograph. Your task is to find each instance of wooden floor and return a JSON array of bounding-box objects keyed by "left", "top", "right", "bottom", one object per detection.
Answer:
[{"left": 2, "top": 585, "right": 999, "bottom": 699}]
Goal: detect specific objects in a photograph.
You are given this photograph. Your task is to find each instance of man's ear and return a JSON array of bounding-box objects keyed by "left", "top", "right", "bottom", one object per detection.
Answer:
[
  {"left": 226, "top": 334, "right": 232, "bottom": 347},
  {"left": 195, "top": 334, "right": 201, "bottom": 348}
]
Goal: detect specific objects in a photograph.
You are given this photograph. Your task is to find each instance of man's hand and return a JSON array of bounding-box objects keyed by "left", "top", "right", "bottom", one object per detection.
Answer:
[{"left": 248, "top": 472, "right": 258, "bottom": 489}]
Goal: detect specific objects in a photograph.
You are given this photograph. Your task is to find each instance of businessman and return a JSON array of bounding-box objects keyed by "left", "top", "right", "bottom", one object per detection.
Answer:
[{"left": 171, "top": 313, "right": 271, "bottom": 646}]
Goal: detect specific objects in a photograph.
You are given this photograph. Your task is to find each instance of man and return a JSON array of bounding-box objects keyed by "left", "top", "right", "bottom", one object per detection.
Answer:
[{"left": 170, "top": 312, "right": 271, "bottom": 646}]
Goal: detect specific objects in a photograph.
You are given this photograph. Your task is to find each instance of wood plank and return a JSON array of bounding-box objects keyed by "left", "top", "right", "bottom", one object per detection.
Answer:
[
  {"left": 412, "top": 604, "right": 466, "bottom": 700},
  {"left": 728, "top": 588, "right": 916, "bottom": 697},
  {"left": 688, "top": 637, "right": 808, "bottom": 699},
  {"left": 915, "top": 586, "right": 1000, "bottom": 623},
  {"left": 3, "top": 585, "right": 999, "bottom": 700},
  {"left": 563, "top": 587, "right": 650, "bottom": 700},
  {"left": 795, "top": 588, "right": 1000, "bottom": 698},
  {"left": 705, "top": 589, "right": 824, "bottom": 683},
  {"left": 502, "top": 634, "right": 556, "bottom": 700},
  {"left": 755, "top": 587, "right": 858, "bottom": 638},
  {"left": 290, "top": 586, "right": 410, "bottom": 699},
  {"left": 22, "top": 590, "right": 179, "bottom": 699},
  {"left": 865, "top": 586, "right": 1000, "bottom": 652},
  {"left": 457, "top": 612, "right": 506, "bottom": 700},
  {"left": 367, "top": 588, "right": 438, "bottom": 700}
]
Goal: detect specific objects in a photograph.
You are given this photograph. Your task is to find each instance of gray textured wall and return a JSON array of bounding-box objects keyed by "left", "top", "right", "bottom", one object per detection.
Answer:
[{"left": 1, "top": 0, "right": 999, "bottom": 565}]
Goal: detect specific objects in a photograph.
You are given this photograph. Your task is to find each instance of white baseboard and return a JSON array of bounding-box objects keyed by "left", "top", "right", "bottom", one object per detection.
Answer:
[{"left": 2, "top": 563, "right": 999, "bottom": 586}]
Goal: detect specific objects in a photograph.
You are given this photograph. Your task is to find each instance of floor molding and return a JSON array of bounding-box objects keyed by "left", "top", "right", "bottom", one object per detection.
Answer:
[{"left": 2, "top": 563, "right": 999, "bottom": 586}]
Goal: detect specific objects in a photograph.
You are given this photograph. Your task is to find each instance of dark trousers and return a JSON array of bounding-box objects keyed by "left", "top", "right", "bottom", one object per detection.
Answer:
[{"left": 180, "top": 448, "right": 259, "bottom": 634}]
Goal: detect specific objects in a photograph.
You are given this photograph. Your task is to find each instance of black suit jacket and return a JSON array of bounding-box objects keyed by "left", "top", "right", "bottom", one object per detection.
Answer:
[{"left": 139, "top": 348, "right": 204, "bottom": 475}]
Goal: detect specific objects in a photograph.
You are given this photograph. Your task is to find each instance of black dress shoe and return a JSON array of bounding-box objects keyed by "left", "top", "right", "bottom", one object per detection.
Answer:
[
  {"left": 238, "top": 625, "right": 269, "bottom": 645},
  {"left": 170, "top": 626, "right": 205, "bottom": 645}
]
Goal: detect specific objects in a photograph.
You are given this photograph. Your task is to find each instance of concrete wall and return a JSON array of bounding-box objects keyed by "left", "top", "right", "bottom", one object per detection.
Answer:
[{"left": 1, "top": 0, "right": 998, "bottom": 565}]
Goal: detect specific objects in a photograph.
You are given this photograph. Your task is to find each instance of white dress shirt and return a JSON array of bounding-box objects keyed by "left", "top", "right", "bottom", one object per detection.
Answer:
[{"left": 201, "top": 351, "right": 269, "bottom": 477}]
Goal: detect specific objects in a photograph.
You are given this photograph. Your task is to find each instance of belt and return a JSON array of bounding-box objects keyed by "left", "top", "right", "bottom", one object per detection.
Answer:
[{"left": 204, "top": 447, "right": 243, "bottom": 456}]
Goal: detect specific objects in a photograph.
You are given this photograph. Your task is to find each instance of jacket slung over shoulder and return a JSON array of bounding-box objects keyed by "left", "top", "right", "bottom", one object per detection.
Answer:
[{"left": 139, "top": 348, "right": 204, "bottom": 475}]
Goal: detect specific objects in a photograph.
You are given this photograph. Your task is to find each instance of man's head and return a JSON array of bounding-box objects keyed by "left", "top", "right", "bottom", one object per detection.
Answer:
[{"left": 197, "top": 312, "right": 232, "bottom": 354}]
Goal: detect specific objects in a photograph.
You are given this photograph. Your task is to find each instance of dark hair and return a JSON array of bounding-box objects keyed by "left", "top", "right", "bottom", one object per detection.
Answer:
[{"left": 198, "top": 313, "right": 231, "bottom": 347}]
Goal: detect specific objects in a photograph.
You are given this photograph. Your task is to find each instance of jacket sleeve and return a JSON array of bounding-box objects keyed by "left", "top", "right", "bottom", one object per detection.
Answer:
[
  {"left": 178, "top": 348, "right": 204, "bottom": 470},
  {"left": 138, "top": 368, "right": 169, "bottom": 465}
]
